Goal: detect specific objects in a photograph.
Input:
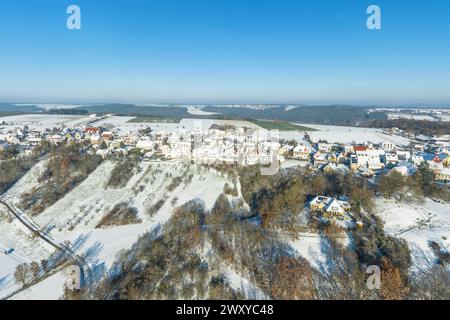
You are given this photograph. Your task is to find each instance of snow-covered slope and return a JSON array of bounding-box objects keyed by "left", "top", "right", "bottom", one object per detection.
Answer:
[
  {"left": 1, "top": 159, "right": 232, "bottom": 299},
  {"left": 375, "top": 198, "right": 450, "bottom": 273}
]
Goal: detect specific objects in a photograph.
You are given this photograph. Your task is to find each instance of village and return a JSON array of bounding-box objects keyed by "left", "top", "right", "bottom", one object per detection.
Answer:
[{"left": 1, "top": 114, "right": 449, "bottom": 225}]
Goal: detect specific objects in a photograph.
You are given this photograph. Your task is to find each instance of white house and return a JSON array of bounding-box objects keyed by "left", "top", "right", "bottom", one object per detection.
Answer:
[
  {"left": 382, "top": 141, "right": 396, "bottom": 152},
  {"left": 136, "top": 139, "right": 154, "bottom": 151},
  {"left": 354, "top": 146, "right": 384, "bottom": 170},
  {"left": 411, "top": 155, "right": 425, "bottom": 166},
  {"left": 318, "top": 143, "right": 333, "bottom": 153},
  {"left": 309, "top": 196, "right": 352, "bottom": 220},
  {"left": 385, "top": 153, "right": 399, "bottom": 164}
]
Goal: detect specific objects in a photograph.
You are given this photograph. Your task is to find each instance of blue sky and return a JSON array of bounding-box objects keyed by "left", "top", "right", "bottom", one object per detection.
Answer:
[{"left": 0, "top": 0, "right": 449, "bottom": 105}]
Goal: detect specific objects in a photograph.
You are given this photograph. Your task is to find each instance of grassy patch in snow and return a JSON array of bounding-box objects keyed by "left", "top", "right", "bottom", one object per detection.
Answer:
[
  {"left": 128, "top": 116, "right": 181, "bottom": 123},
  {"left": 250, "top": 120, "right": 316, "bottom": 131}
]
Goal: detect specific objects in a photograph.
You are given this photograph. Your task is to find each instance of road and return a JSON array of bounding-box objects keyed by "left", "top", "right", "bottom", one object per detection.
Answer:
[{"left": 0, "top": 199, "right": 92, "bottom": 299}]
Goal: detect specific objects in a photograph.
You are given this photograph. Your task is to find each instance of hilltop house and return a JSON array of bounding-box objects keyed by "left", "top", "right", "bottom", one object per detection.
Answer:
[{"left": 309, "top": 196, "right": 352, "bottom": 220}]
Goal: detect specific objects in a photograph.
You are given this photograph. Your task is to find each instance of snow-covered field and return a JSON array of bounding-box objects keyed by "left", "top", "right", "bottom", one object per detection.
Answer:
[
  {"left": 290, "top": 124, "right": 412, "bottom": 145},
  {"left": 187, "top": 106, "right": 219, "bottom": 116},
  {"left": 93, "top": 116, "right": 263, "bottom": 134},
  {"left": 375, "top": 198, "right": 450, "bottom": 273},
  {"left": 94, "top": 116, "right": 217, "bottom": 134},
  {"left": 14, "top": 104, "right": 85, "bottom": 111},
  {"left": 0, "top": 114, "right": 91, "bottom": 131},
  {"left": 388, "top": 114, "right": 437, "bottom": 121}
]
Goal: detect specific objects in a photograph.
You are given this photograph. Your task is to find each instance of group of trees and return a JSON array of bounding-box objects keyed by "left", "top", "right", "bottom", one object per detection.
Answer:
[
  {"left": 0, "top": 140, "right": 50, "bottom": 195},
  {"left": 368, "top": 118, "right": 450, "bottom": 136},
  {"left": 75, "top": 200, "right": 242, "bottom": 300},
  {"left": 19, "top": 141, "right": 102, "bottom": 215},
  {"left": 14, "top": 262, "right": 42, "bottom": 288},
  {"left": 0, "top": 143, "right": 20, "bottom": 160},
  {"left": 240, "top": 166, "right": 375, "bottom": 228},
  {"left": 376, "top": 162, "right": 450, "bottom": 202},
  {"left": 106, "top": 159, "right": 138, "bottom": 189},
  {"left": 96, "top": 202, "right": 142, "bottom": 228}
]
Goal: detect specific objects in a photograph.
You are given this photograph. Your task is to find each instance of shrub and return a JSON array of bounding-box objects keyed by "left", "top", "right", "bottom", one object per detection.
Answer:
[{"left": 96, "top": 203, "right": 142, "bottom": 228}]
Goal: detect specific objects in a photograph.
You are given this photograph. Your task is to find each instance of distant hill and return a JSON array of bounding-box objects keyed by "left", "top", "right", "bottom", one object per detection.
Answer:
[
  {"left": 203, "top": 105, "right": 388, "bottom": 126},
  {"left": 0, "top": 103, "right": 41, "bottom": 113},
  {"left": 76, "top": 104, "right": 191, "bottom": 118},
  {"left": 0, "top": 103, "right": 389, "bottom": 126}
]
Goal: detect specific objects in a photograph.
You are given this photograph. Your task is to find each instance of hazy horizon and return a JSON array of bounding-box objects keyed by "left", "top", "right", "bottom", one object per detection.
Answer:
[
  {"left": 2, "top": 101, "right": 450, "bottom": 108},
  {"left": 1, "top": 0, "right": 450, "bottom": 104}
]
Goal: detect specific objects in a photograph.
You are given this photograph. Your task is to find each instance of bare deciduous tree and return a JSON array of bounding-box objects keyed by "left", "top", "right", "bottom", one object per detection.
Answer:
[{"left": 14, "top": 263, "right": 31, "bottom": 287}]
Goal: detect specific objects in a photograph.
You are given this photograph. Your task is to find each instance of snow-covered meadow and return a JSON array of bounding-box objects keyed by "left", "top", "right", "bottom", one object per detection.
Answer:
[
  {"left": 0, "top": 114, "right": 91, "bottom": 131},
  {"left": 292, "top": 124, "right": 412, "bottom": 145}
]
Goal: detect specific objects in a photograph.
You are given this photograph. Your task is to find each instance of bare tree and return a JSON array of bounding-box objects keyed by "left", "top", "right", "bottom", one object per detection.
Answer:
[
  {"left": 30, "top": 261, "right": 41, "bottom": 281},
  {"left": 14, "top": 263, "right": 31, "bottom": 287}
]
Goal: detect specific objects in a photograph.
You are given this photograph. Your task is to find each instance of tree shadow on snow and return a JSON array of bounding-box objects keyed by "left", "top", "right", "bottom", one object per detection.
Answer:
[
  {"left": 69, "top": 233, "right": 91, "bottom": 253},
  {"left": 0, "top": 275, "right": 10, "bottom": 289},
  {"left": 82, "top": 241, "right": 103, "bottom": 265}
]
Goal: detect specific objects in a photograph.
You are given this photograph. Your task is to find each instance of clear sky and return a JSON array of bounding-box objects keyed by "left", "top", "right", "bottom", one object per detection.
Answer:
[{"left": 0, "top": 0, "right": 449, "bottom": 105}]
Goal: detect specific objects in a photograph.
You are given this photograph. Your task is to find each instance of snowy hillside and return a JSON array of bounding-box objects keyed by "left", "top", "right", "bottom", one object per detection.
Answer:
[
  {"left": 375, "top": 198, "right": 450, "bottom": 273},
  {"left": 1, "top": 159, "right": 234, "bottom": 299}
]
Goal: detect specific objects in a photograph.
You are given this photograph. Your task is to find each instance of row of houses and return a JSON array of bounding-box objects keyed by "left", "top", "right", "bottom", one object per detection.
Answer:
[{"left": 285, "top": 139, "right": 450, "bottom": 183}]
